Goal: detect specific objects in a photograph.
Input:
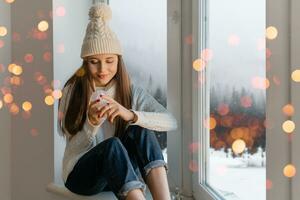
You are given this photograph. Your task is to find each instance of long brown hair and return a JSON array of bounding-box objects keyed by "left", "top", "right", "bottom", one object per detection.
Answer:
[{"left": 58, "top": 55, "right": 132, "bottom": 140}]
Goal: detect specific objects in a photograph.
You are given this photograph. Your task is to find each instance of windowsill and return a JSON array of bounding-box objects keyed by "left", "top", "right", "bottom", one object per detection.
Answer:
[{"left": 46, "top": 182, "right": 152, "bottom": 200}]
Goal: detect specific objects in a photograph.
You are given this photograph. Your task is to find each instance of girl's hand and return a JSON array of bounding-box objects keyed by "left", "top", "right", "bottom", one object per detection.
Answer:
[
  {"left": 87, "top": 98, "right": 104, "bottom": 126},
  {"left": 97, "top": 94, "right": 135, "bottom": 124}
]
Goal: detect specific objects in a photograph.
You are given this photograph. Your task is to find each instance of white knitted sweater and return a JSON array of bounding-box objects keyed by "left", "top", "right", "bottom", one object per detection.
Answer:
[{"left": 57, "top": 79, "right": 178, "bottom": 183}]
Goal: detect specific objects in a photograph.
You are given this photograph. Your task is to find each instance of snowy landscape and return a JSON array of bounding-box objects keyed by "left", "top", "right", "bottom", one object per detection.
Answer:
[{"left": 208, "top": 148, "right": 266, "bottom": 200}]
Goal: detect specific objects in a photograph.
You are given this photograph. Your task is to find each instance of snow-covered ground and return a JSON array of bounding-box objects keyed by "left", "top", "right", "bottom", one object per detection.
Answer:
[
  {"left": 163, "top": 148, "right": 265, "bottom": 200},
  {"left": 208, "top": 148, "right": 266, "bottom": 200}
]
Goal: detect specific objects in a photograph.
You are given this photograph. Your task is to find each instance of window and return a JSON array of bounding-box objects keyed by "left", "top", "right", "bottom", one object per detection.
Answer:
[{"left": 192, "top": 0, "right": 266, "bottom": 199}]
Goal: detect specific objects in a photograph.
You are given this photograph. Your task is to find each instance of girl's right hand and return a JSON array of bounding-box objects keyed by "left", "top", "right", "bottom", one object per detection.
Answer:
[{"left": 87, "top": 98, "right": 105, "bottom": 126}]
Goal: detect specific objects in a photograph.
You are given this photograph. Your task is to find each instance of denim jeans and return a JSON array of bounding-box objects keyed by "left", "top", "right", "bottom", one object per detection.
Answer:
[{"left": 64, "top": 125, "right": 168, "bottom": 200}]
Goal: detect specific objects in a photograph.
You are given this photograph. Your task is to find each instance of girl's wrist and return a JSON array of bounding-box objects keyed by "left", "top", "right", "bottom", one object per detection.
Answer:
[{"left": 128, "top": 110, "right": 138, "bottom": 123}]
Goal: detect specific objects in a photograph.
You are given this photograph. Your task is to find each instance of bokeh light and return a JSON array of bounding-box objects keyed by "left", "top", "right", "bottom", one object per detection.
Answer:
[
  {"left": 266, "top": 179, "right": 273, "bottom": 190},
  {"left": 0, "top": 40, "right": 4, "bottom": 48},
  {"left": 282, "top": 104, "right": 294, "bottom": 116},
  {"left": 9, "top": 103, "right": 19, "bottom": 115},
  {"left": 0, "top": 100, "right": 3, "bottom": 109},
  {"left": 22, "top": 101, "right": 32, "bottom": 111},
  {"left": 193, "top": 58, "right": 206, "bottom": 72},
  {"left": 52, "top": 89, "right": 62, "bottom": 99},
  {"left": 251, "top": 76, "right": 270, "bottom": 89},
  {"left": 45, "top": 95, "right": 54, "bottom": 105},
  {"left": 3, "top": 93, "right": 13, "bottom": 104},
  {"left": 283, "top": 164, "right": 296, "bottom": 178},
  {"left": 57, "top": 43, "right": 65, "bottom": 53},
  {"left": 232, "top": 139, "right": 246, "bottom": 154},
  {"left": 0, "top": 26, "right": 8, "bottom": 37},
  {"left": 76, "top": 67, "right": 85, "bottom": 77},
  {"left": 217, "top": 103, "right": 230, "bottom": 116},
  {"left": 291, "top": 69, "right": 300, "bottom": 82},
  {"left": 56, "top": 6, "right": 66, "bottom": 17},
  {"left": 240, "top": 96, "right": 252, "bottom": 108},
  {"left": 38, "top": 20, "right": 49, "bottom": 32},
  {"left": 30, "top": 128, "right": 39, "bottom": 137},
  {"left": 201, "top": 48, "right": 213, "bottom": 61},
  {"left": 189, "top": 160, "right": 198, "bottom": 172},
  {"left": 228, "top": 34, "right": 240, "bottom": 46},
  {"left": 24, "top": 53, "right": 34, "bottom": 63},
  {"left": 266, "top": 26, "right": 278, "bottom": 40},
  {"left": 282, "top": 120, "right": 295, "bottom": 133},
  {"left": 5, "top": 0, "right": 15, "bottom": 3},
  {"left": 11, "top": 64, "right": 23, "bottom": 75}
]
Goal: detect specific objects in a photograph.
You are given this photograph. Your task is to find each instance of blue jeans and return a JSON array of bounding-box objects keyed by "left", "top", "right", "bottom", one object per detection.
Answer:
[{"left": 64, "top": 125, "right": 168, "bottom": 200}]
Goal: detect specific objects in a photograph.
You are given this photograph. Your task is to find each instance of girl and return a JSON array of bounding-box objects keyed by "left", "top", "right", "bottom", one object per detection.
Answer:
[{"left": 58, "top": 3, "right": 178, "bottom": 200}]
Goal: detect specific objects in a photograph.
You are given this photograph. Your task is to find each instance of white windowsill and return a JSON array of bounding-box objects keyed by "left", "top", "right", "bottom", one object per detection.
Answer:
[{"left": 46, "top": 182, "right": 153, "bottom": 200}]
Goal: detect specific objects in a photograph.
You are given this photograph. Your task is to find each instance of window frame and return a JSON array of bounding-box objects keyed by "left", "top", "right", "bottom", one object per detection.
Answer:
[{"left": 189, "top": 0, "right": 297, "bottom": 199}]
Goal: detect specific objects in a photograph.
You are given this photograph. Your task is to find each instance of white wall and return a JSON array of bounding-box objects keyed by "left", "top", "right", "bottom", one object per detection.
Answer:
[{"left": 0, "top": 2, "right": 11, "bottom": 200}]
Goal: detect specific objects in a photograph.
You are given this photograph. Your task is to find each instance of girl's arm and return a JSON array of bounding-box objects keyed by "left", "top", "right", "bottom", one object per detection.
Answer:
[
  {"left": 57, "top": 84, "right": 104, "bottom": 151},
  {"left": 128, "top": 85, "right": 178, "bottom": 132}
]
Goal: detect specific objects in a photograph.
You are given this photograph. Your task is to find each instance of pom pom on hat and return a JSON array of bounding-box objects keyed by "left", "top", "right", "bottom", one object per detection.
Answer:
[{"left": 89, "top": 2, "right": 112, "bottom": 22}]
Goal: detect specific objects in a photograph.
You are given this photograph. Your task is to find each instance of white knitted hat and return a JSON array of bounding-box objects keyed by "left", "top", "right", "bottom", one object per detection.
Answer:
[{"left": 80, "top": 3, "right": 122, "bottom": 58}]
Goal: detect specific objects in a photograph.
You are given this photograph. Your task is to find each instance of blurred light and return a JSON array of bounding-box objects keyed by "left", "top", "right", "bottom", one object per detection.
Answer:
[
  {"left": 273, "top": 75, "right": 281, "bottom": 86},
  {"left": 201, "top": 48, "right": 213, "bottom": 61},
  {"left": 76, "top": 67, "right": 85, "bottom": 77},
  {"left": 209, "top": 117, "right": 217, "bottom": 130},
  {"left": 291, "top": 69, "right": 300, "bottom": 82},
  {"left": 52, "top": 89, "right": 62, "bottom": 99},
  {"left": 45, "top": 95, "right": 54, "bottom": 105},
  {"left": 282, "top": 104, "right": 295, "bottom": 116},
  {"left": 12, "top": 32, "right": 21, "bottom": 42},
  {"left": 240, "top": 96, "right": 252, "bottom": 108},
  {"left": 282, "top": 120, "right": 295, "bottom": 133},
  {"left": 8, "top": 63, "right": 16, "bottom": 73},
  {"left": 51, "top": 79, "right": 61, "bottom": 89},
  {"left": 283, "top": 164, "right": 296, "bottom": 178},
  {"left": 22, "top": 101, "right": 32, "bottom": 111},
  {"left": 24, "top": 53, "right": 34, "bottom": 63},
  {"left": 10, "top": 76, "right": 22, "bottom": 86},
  {"left": 266, "top": 179, "right": 273, "bottom": 190},
  {"left": 251, "top": 76, "right": 270, "bottom": 89},
  {"left": 57, "top": 43, "right": 65, "bottom": 53},
  {"left": 218, "top": 103, "right": 230, "bottom": 116},
  {"left": 43, "top": 51, "right": 52, "bottom": 62},
  {"left": 189, "top": 160, "right": 198, "bottom": 172},
  {"left": 228, "top": 34, "right": 240, "bottom": 46},
  {"left": 30, "top": 128, "right": 39, "bottom": 137},
  {"left": 0, "top": 64, "right": 5, "bottom": 73},
  {"left": 230, "top": 127, "right": 244, "bottom": 140},
  {"left": 0, "top": 40, "right": 4, "bottom": 48},
  {"left": 3, "top": 93, "right": 13, "bottom": 104},
  {"left": 232, "top": 139, "right": 246, "bottom": 154},
  {"left": 56, "top": 6, "right": 66, "bottom": 17},
  {"left": 38, "top": 20, "right": 49, "bottom": 32},
  {"left": 184, "top": 34, "right": 193, "bottom": 45},
  {"left": 266, "top": 26, "right": 278, "bottom": 40},
  {"left": 266, "top": 48, "right": 272, "bottom": 59},
  {"left": 5, "top": 0, "right": 15, "bottom": 3},
  {"left": 11, "top": 64, "right": 23, "bottom": 75},
  {"left": 9, "top": 103, "right": 19, "bottom": 115},
  {"left": 189, "top": 142, "right": 199, "bottom": 153},
  {"left": 193, "top": 58, "right": 206, "bottom": 72},
  {"left": 0, "top": 26, "right": 8, "bottom": 37},
  {"left": 0, "top": 100, "right": 3, "bottom": 109}
]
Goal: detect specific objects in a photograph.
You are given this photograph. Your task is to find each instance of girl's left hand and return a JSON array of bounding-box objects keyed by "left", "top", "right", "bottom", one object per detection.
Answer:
[{"left": 96, "top": 94, "right": 134, "bottom": 123}]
